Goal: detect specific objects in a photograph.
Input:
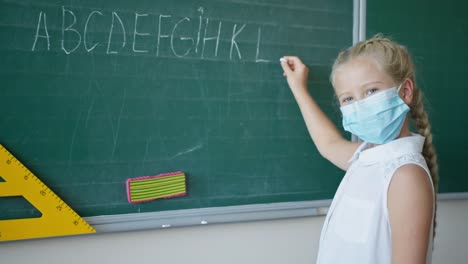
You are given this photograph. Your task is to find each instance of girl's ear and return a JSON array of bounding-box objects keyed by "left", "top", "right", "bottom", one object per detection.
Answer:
[{"left": 400, "top": 78, "right": 414, "bottom": 105}]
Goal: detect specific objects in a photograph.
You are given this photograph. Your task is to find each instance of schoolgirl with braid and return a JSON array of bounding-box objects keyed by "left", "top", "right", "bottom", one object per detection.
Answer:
[{"left": 280, "top": 35, "right": 438, "bottom": 264}]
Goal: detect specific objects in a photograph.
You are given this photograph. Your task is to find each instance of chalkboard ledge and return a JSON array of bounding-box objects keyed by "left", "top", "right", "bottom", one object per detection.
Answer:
[
  {"left": 85, "top": 193, "right": 468, "bottom": 234},
  {"left": 86, "top": 200, "right": 332, "bottom": 233}
]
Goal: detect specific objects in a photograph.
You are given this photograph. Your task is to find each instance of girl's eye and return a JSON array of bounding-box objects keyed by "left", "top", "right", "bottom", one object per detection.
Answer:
[
  {"left": 342, "top": 97, "right": 353, "bottom": 104},
  {"left": 366, "top": 88, "right": 379, "bottom": 96}
]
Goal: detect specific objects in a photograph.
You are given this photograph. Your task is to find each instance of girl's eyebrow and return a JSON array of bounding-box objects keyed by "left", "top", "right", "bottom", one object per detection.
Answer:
[
  {"left": 360, "top": 80, "right": 384, "bottom": 88},
  {"left": 337, "top": 91, "right": 350, "bottom": 98}
]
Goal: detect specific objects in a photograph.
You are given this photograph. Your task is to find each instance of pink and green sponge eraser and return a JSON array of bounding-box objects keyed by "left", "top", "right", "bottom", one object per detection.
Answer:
[{"left": 126, "top": 171, "right": 186, "bottom": 204}]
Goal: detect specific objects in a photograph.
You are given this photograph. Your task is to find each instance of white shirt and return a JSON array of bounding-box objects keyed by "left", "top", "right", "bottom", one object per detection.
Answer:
[{"left": 316, "top": 134, "right": 435, "bottom": 264}]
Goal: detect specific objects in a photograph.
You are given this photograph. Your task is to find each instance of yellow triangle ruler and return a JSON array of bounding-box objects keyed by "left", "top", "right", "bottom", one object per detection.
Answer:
[{"left": 0, "top": 144, "right": 96, "bottom": 242}]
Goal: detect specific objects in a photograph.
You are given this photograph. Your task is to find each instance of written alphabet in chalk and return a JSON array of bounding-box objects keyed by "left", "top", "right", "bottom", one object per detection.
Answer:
[{"left": 31, "top": 6, "right": 270, "bottom": 63}]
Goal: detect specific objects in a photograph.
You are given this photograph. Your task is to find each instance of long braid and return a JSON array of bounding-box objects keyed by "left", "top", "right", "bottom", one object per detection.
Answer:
[{"left": 410, "top": 87, "right": 439, "bottom": 239}]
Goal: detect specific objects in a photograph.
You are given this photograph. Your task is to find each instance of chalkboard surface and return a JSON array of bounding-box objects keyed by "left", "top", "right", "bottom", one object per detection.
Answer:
[
  {"left": 367, "top": 0, "right": 468, "bottom": 194},
  {"left": 0, "top": 0, "right": 352, "bottom": 219}
]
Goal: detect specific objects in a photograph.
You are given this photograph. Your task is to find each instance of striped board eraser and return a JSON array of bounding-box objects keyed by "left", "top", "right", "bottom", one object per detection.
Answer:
[{"left": 126, "top": 171, "right": 186, "bottom": 204}]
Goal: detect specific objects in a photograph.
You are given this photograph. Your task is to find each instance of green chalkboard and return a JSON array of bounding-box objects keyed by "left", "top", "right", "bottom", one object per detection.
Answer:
[
  {"left": 0, "top": 0, "right": 352, "bottom": 219},
  {"left": 367, "top": 0, "right": 468, "bottom": 194}
]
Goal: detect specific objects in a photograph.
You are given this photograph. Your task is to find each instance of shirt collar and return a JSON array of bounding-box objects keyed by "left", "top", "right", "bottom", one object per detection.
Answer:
[{"left": 349, "top": 133, "right": 425, "bottom": 164}]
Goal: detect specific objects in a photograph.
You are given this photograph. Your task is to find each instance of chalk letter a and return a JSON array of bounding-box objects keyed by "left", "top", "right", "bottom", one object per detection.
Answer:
[{"left": 32, "top": 11, "right": 51, "bottom": 51}]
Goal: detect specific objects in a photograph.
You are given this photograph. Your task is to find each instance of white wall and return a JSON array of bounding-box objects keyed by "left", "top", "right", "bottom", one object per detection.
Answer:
[{"left": 1, "top": 200, "right": 468, "bottom": 264}]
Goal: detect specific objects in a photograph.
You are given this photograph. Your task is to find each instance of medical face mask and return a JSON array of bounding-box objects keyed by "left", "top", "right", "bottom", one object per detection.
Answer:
[{"left": 340, "top": 85, "right": 410, "bottom": 144}]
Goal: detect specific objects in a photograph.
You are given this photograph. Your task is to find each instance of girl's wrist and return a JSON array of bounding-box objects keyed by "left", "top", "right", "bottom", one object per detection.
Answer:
[{"left": 291, "top": 85, "right": 309, "bottom": 97}]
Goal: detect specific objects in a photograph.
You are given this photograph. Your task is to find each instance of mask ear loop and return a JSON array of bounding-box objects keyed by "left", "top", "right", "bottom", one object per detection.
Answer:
[
  {"left": 397, "top": 82, "right": 403, "bottom": 92},
  {"left": 396, "top": 82, "right": 405, "bottom": 100}
]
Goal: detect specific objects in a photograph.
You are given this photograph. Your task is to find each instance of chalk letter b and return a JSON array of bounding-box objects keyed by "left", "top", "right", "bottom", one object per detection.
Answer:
[{"left": 61, "top": 6, "right": 82, "bottom": 54}]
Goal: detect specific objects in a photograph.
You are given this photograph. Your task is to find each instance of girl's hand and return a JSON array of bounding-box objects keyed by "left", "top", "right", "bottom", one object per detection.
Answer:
[{"left": 280, "top": 56, "right": 310, "bottom": 95}]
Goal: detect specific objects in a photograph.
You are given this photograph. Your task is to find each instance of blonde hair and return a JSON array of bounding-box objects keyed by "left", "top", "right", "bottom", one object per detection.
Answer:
[{"left": 331, "top": 34, "right": 439, "bottom": 239}]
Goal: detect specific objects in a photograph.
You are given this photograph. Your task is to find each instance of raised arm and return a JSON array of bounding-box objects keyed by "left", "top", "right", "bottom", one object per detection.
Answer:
[{"left": 280, "top": 56, "right": 359, "bottom": 170}]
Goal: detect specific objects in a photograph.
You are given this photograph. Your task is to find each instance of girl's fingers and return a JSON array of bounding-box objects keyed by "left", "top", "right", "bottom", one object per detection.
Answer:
[
  {"left": 282, "top": 56, "right": 303, "bottom": 66},
  {"left": 281, "top": 56, "right": 304, "bottom": 72},
  {"left": 281, "top": 56, "right": 307, "bottom": 80},
  {"left": 280, "top": 58, "right": 293, "bottom": 75}
]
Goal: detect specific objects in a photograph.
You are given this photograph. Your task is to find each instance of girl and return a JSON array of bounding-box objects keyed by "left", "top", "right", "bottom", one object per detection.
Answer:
[{"left": 280, "top": 35, "right": 438, "bottom": 264}]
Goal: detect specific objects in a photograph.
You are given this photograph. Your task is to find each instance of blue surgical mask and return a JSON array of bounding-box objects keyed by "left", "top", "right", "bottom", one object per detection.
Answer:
[{"left": 340, "top": 85, "right": 410, "bottom": 144}]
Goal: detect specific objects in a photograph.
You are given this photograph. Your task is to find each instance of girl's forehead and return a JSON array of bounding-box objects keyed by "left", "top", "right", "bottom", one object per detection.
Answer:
[{"left": 333, "top": 57, "right": 394, "bottom": 93}]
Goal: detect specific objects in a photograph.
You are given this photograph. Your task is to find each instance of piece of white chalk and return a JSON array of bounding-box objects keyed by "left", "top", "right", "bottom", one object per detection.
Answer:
[{"left": 280, "top": 58, "right": 287, "bottom": 63}]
